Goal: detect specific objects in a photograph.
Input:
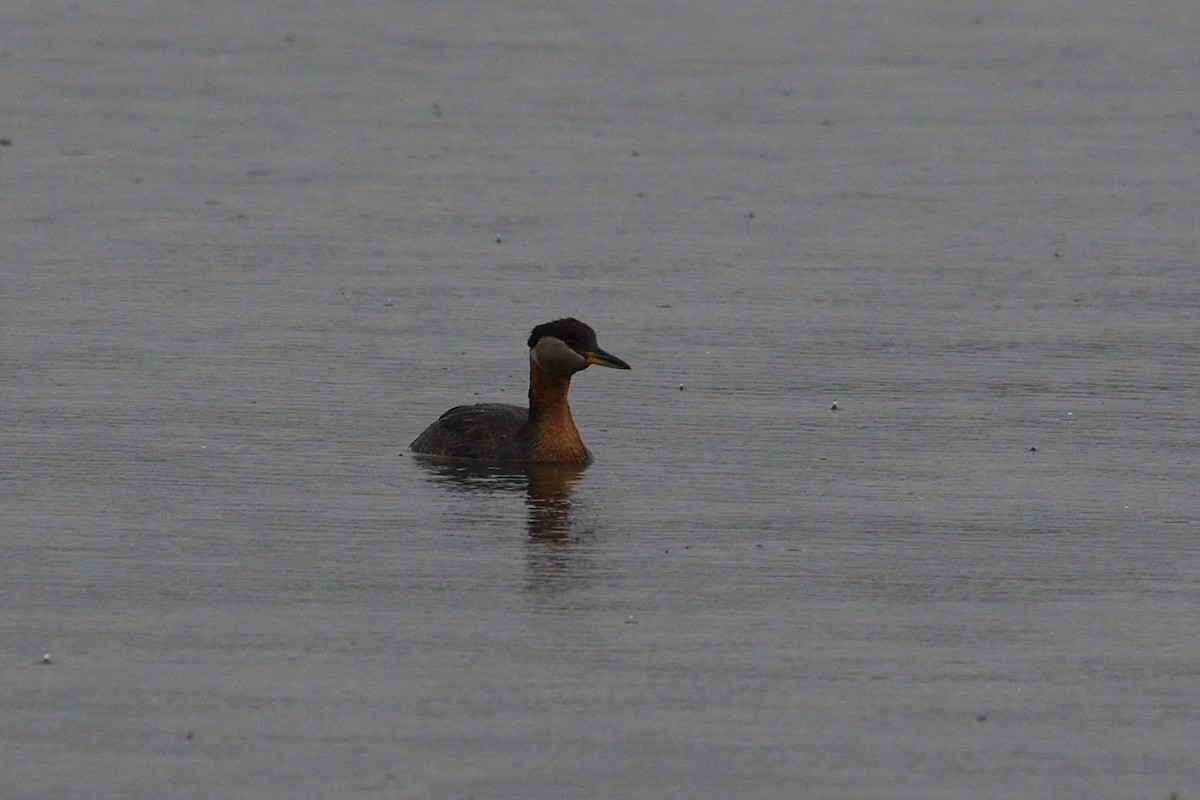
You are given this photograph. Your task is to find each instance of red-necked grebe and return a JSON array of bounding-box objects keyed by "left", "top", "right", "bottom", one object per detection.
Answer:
[{"left": 410, "top": 318, "right": 630, "bottom": 464}]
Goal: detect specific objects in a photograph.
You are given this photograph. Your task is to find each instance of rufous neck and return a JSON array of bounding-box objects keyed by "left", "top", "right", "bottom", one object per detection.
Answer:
[
  {"left": 527, "top": 357, "right": 589, "bottom": 464},
  {"left": 527, "top": 357, "right": 575, "bottom": 421}
]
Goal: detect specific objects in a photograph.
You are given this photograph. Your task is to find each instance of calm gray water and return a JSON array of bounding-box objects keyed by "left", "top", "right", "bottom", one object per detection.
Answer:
[{"left": 3, "top": 0, "right": 1199, "bottom": 797}]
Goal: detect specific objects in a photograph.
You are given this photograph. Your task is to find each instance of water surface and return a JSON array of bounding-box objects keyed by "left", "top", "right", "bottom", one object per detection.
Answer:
[{"left": 3, "top": 0, "right": 1199, "bottom": 797}]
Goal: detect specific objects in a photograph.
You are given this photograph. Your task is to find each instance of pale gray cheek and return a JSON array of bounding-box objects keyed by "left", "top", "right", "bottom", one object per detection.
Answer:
[{"left": 532, "top": 337, "right": 587, "bottom": 375}]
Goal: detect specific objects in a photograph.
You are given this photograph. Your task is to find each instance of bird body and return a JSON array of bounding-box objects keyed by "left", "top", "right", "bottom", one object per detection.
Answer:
[
  {"left": 410, "top": 318, "right": 629, "bottom": 464},
  {"left": 410, "top": 402, "right": 532, "bottom": 462}
]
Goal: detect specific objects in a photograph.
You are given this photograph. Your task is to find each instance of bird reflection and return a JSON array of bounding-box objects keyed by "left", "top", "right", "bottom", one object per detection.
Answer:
[
  {"left": 414, "top": 458, "right": 586, "bottom": 537},
  {"left": 412, "top": 457, "right": 591, "bottom": 595}
]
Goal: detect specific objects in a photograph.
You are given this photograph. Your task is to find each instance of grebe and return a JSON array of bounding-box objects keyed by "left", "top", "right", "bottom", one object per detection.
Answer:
[{"left": 410, "top": 318, "right": 630, "bottom": 464}]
